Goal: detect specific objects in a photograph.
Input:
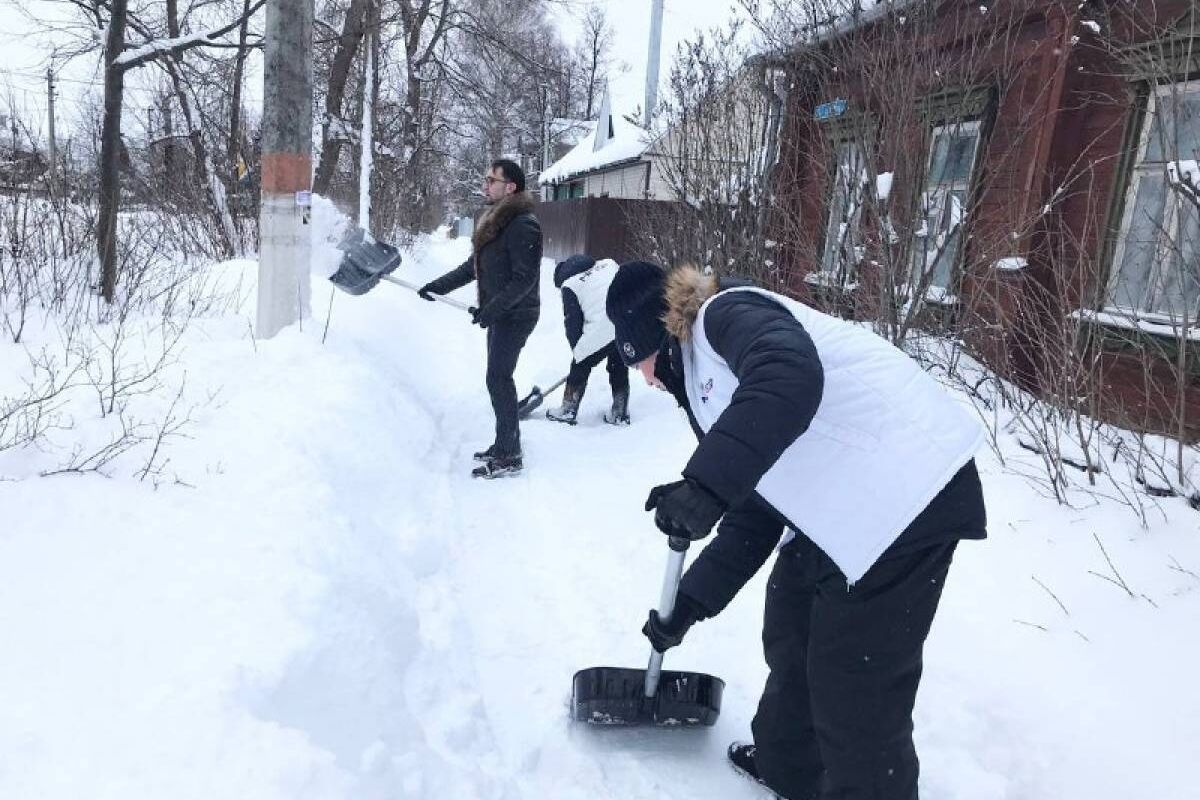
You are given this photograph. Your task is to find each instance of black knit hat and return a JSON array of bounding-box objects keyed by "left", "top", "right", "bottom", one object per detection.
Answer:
[
  {"left": 553, "top": 254, "right": 596, "bottom": 288},
  {"left": 606, "top": 261, "right": 668, "bottom": 366}
]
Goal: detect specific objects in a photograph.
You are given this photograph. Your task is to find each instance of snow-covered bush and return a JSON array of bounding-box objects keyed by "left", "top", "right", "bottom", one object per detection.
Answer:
[{"left": 0, "top": 188, "right": 239, "bottom": 480}]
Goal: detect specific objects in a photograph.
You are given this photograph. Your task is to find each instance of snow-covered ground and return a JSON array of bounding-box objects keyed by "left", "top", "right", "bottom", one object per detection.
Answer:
[{"left": 2, "top": 204, "right": 1198, "bottom": 799}]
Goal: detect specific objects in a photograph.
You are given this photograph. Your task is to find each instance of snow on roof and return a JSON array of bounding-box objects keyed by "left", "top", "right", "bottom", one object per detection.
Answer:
[{"left": 539, "top": 114, "right": 652, "bottom": 185}]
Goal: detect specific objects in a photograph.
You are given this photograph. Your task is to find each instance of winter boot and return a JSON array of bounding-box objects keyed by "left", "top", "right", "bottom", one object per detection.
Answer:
[
  {"left": 472, "top": 444, "right": 497, "bottom": 462},
  {"left": 546, "top": 385, "right": 582, "bottom": 425},
  {"left": 603, "top": 389, "right": 630, "bottom": 425},
  {"left": 727, "top": 742, "right": 781, "bottom": 797},
  {"left": 471, "top": 454, "right": 524, "bottom": 479}
]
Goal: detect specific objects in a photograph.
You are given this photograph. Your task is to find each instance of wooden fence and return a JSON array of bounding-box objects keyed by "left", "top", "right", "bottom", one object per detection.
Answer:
[{"left": 536, "top": 196, "right": 685, "bottom": 264}]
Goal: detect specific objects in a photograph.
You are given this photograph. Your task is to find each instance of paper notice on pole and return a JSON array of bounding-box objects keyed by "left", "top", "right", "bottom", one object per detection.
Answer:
[{"left": 295, "top": 190, "right": 312, "bottom": 207}]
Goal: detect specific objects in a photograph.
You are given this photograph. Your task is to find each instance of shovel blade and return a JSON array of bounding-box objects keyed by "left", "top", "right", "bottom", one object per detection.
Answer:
[
  {"left": 329, "top": 238, "right": 403, "bottom": 295},
  {"left": 517, "top": 387, "right": 544, "bottom": 419},
  {"left": 571, "top": 666, "right": 724, "bottom": 727}
]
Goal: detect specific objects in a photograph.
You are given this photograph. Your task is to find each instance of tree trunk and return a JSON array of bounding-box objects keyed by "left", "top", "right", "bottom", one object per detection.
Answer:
[
  {"left": 228, "top": 0, "right": 253, "bottom": 196},
  {"left": 98, "top": 0, "right": 129, "bottom": 304},
  {"left": 165, "top": 0, "right": 236, "bottom": 256},
  {"left": 170, "top": 70, "right": 238, "bottom": 256},
  {"left": 368, "top": 0, "right": 383, "bottom": 237},
  {"left": 312, "top": 0, "right": 370, "bottom": 195}
]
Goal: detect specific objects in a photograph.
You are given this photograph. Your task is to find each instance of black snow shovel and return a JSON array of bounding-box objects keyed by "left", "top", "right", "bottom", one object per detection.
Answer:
[
  {"left": 517, "top": 375, "right": 569, "bottom": 419},
  {"left": 571, "top": 536, "right": 725, "bottom": 727},
  {"left": 328, "top": 236, "right": 404, "bottom": 295},
  {"left": 329, "top": 237, "right": 475, "bottom": 315}
]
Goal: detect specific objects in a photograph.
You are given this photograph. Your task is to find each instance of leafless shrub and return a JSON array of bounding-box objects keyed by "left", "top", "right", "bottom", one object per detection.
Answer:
[
  {"left": 1, "top": 187, "right": 227, "bottom": 482},
  {"left": 625, "top": 21, "right": 783, "bottom": 285}
]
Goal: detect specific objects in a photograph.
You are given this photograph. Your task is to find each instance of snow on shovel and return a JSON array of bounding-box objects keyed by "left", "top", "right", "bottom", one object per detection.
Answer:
[
  {"left": 571, "top": 536, "right": 725, "bottom": 727},
  {"left": 329, "top": 236, "right": 475, "bottom": 315},
  {"left": 328, "top": 235, "right": 403, "bottom": 295}
]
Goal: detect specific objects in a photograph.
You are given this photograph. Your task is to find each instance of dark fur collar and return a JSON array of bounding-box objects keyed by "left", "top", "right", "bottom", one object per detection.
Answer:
[{"left": 472, "top": 191, "right": 535, "bottom": 252}]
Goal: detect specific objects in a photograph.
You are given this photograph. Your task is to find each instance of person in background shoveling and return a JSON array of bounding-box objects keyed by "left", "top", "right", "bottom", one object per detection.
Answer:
[
  {"left": 605, "top": 261, "right": 987, "bottom": 800},
  {"left": 546, "top": 254, "right": 630, "bottom": 425},
  {"left": 418, "top": 159, "right": 541, "bottom": 479}
]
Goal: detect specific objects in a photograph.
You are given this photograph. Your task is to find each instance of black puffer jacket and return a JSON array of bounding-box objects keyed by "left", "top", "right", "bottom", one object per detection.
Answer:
[
  {"left": 424, "top": 192, "right": 542, "bottom": 320},
  {"left": 652, "top": 272, "right": 986, "bottom": 617}
]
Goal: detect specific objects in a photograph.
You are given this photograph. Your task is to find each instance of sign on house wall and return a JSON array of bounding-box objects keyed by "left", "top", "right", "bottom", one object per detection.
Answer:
[{"left": 814, "top": 98, "right": 848, "bottom": 121}]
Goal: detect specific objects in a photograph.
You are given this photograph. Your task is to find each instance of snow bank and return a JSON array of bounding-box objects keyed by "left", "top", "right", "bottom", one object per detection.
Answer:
[{"left": 2, "top": 214, "right": 1199, "bottom": 799}]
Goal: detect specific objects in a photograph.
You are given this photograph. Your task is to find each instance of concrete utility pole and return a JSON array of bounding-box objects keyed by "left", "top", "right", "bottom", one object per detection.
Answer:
[
  {"left": 46, "top": 68, "right": 57, "bottom": 192},
  {"left": 257, "top": 0, "right": 314, "bottom": 339},
  {"left": 643, "top": 0, "right": 665, "bottom": 129}
]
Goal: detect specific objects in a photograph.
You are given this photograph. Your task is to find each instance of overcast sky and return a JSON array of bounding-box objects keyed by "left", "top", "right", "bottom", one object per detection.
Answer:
[
  {"left": 551, "top": 0, "right": 744, "bottom": 121},
  {"left": 0, "top": 0, "right": 745, "bottom": 139}
]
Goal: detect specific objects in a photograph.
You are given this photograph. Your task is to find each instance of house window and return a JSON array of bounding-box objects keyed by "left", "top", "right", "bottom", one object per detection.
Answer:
[
  {"left": 569, "top": 181, "right": 585, "bottom": 199},
  {"left": 911, "top": 119, "right": 982, "bottom": 294},
  {"left": 1108, "top": 80, "right": 1200, "bottom": 319},
  {"left": 818, "top": 140, "right": 867, "bottom": 285}
]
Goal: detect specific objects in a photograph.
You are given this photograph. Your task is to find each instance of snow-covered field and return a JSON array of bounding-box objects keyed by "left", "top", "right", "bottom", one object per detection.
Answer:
[{"left": 1, "top": 204, "right": 1198, "bottom": 799}]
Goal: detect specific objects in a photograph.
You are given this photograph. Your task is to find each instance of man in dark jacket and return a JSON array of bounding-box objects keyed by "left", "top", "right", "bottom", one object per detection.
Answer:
[
  {"left": 419, "top": 159, "right": 542, "bottom": 478},
  {"left": 605, "top": 262, "right": 987, "bottom": 800}
]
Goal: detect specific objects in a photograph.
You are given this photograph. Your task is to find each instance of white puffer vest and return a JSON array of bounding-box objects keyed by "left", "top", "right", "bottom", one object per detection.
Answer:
[
  {"left": 684, "top": 287, "right": 984, "bottom": 582},
  {"left": 562, "top": 258, "right": 619, "bottom": 361}
]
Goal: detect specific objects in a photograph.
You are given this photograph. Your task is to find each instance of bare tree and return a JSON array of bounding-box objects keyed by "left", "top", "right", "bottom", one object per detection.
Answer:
[
  {"left": 97, "top": 0, "right": 131, "bottom": 304},
  {"left": 227, "top": 0, "right": 256, "bottom": 194},
  {"left": 49, "top": 0, "right": 266, "bottom": 303},
  {"left": 576, "top": 3, "right": 616, "bottom": 118},
  {"left": 313, "top": 0, "right": 371, "bottom": 196},
  {"left": 626, "top": 21, "right": 781, "bottom": 287}
]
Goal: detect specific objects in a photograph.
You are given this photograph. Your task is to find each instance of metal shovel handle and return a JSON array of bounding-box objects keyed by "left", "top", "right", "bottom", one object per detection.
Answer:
[
  {"left": 644, "top": 536, "right": 690, "bottom": 699},
  {"left": 382, "top": 274, "right": 474, "bottom": 313},
  {"left": 540, "top": 375, "right": 569, "bottom": 397}
]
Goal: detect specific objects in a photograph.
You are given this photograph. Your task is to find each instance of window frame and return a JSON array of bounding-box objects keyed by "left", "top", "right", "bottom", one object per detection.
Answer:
[
  {"left": 815, "top": 137, "right": 869, "bottom": 287},
  {"left": 909, "top": 118, "right": 983, "bottom": 298},
  {"left": 1106, "top": 78, "right": 1200, "bottom": 322}
]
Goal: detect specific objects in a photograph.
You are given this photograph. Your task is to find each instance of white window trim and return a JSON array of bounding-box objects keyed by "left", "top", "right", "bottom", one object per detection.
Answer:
[
  {"left": 817, "top": 139, "right": 867, "bottom": 283},
  {"left": 804, "top": 271, "right": 860, "bottom": 291},
  {"left": 894, "top": 282, "right": 960, "bottom": 306},
  {"left": 1069, "top": 308, "right": 1200, "bottom": 341},
  {"left": 1106, "top": 79, "right": 1200, "bottom": 318},
  {"left": 911, "top": 118, "right": 982, "bottom": 290}
]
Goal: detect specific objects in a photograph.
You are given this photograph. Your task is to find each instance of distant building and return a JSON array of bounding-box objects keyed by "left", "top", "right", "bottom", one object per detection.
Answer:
[{"left": 538, "top": 92, "right": 666, "bottom": 202}]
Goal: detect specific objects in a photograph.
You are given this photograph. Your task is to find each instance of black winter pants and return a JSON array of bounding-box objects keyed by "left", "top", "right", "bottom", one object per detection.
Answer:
[
  {"left": 751, "top": 537, "right": 957, "bottom": 800},
  {"left": 485, "top": 314, "right": 537, "bottom": 457},
  {"left": 565, "top": 342, "right": 629, "bottom": 396}
]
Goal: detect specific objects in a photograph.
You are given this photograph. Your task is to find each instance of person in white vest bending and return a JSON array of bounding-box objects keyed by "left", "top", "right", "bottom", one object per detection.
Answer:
[
  {"left": 547, "top": 254, "right": 630, "bottom": 425},
  {"left": 605, "top": 261, "right": 987, "bottom": 800}
]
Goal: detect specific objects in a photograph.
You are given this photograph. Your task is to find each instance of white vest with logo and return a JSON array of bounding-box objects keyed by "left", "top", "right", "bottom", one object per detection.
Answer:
[
  {"left": 684, "top": 287, "right": 984, "bottom": 583},
  {"left": 562, "top": 258, "right": 619, "bottom": 361}
]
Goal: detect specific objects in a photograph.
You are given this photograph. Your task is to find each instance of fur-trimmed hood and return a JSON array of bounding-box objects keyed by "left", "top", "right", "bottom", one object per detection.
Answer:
[
  {"left": 664, "top": 265, "right": 719, "bottom": 341},
  {"left": 472, "top": 191, "right": 536, "bottom": 253}
]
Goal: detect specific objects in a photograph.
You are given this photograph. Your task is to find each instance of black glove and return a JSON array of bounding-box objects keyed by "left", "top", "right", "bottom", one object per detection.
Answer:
[
  {"left": 644, "top": 478, "right": 726, "bottom": 541},
  {"left": 642, "top": 592, "right": 705, "bottom": 653},
  {"left": 472, "top": 303, "right": 501, "bottom": 329},
  {"left": 417, "top": 281, "right": 439, "bottom": 301}
]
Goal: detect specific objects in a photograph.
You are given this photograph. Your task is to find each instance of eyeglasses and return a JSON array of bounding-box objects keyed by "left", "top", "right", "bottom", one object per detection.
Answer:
[{"left": 484, "top": 175, "right": 513, "bottom": 186}]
